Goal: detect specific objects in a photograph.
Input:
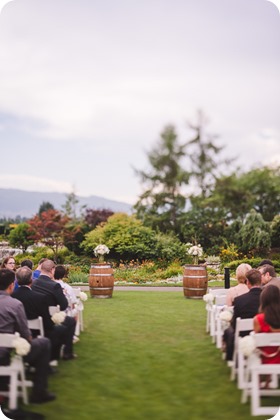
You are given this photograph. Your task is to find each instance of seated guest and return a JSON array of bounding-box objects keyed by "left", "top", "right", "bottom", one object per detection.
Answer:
[
  {"left": 253, "top": 284, "right": 280, "bottom": 363},
  {"left": 226, "top": 263, "right": 251, "bottom": 306},
  {"left": 223, "top": 268, "right": 262, "bottom": 361},
  {"left": 21, "top": 259, "right": 34, "bottom": 270},
  {"left": 253, "top": 284, "right": 280, "bottom": 388},
  {"left": 258, "top": 264, "right": 280, "bottom": 290},
  {"left": 1, "top": 256, "right": 18, "bottom": 291},
  {"left": 12, "top": 266, "right": 76, "bottom": 362},
  {"left": 32, "top": 260, "right": 77, "bottom": 360},
  {"left": 54, "top": 265, "right": 77, "bottom": 314},
  {"left": 0, "top": 268, "right": 56, "bottom": 403}
]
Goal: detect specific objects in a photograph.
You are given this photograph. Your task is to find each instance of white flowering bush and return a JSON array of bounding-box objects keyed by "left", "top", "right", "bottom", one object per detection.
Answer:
[
  {"left": 51, "top": 311, "right": 66, "bottom": 325},
  {"left": 187, "top": 243, "right": 203, "bottom": 265},
  {"left": 79, "top": 291, "right": 88, "bottom": 301},
  {"left": 239, "top": 335, "right": 256, "bottom": 357},
  {"left": 13, "top": 337, "right": 31, "bottom": 356},
  {"left": 94, "top": 244, "right": 110, "bottom": 262}
]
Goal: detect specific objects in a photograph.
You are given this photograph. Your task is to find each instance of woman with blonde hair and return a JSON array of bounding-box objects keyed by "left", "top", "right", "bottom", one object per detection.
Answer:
[{"left": 226, "top": 263, "right": 251, "bottom": 306}]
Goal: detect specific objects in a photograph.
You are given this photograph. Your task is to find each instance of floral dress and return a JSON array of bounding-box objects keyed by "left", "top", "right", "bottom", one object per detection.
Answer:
[{"left": 254, "top": 313, "right": 280, "bottom": 364}]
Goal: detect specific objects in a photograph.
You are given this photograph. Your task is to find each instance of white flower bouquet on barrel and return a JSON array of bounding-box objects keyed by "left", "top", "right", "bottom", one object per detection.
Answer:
[
  {"left": 186, "top": 242, "right": 203, "bottom": 265},
  {"left": 94, "top": 244, "right": 110, "bottom": 263}
]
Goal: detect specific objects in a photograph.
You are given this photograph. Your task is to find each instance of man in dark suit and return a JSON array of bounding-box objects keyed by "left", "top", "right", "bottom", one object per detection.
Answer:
[
  {"left": 12, "top": 266, "right": 72, "bottom": 362},
  {"left": 31, "top": 260, "right": 77, "bottom": 360},
  {"left": 224, "top": 268, "right": 262, "bottom": 361},
  {"left": 0, "top": 268, "right": 56, "bottom": 404}
]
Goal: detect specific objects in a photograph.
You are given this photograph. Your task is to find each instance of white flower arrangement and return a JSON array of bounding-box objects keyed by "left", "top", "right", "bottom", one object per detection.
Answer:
[
  {"left": 79, "top": 291, "right": 88, "bottom": 301},
  {"left": 94, "top": 244, "right": 110, "bottom": 262},
  {"left": 239, "top": 335, "right": 256, "bottom": 357},
  {"left": 51, "top": 311, "right": 66, "bottom": 325},
  {"left": 203, "top": 293, "right": 215, "bottom": 304},
  {"left": 13, "top": 337, "right": 31, "bottom": 356},
  {"left": 187, "top": 243, "right": 203, "bottom": 264},
  {"left": 219, "top": 309, "right": 233, "bottom": 322}
]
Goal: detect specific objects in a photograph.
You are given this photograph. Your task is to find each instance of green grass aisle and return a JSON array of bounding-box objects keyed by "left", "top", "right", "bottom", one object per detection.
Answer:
[{"left": 29, "top": 292, "right": 269, "bottom": 419}]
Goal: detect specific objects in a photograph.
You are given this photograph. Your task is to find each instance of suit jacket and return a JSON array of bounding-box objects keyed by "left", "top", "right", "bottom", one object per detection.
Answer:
[
  {"left": 31, "top": 275, "right": 68, "bottom": 311},
  {"left": 231, "top": 287, "right": 262, "bottom": 331},
  {"left": 266, "top": 277, "right": 280, "bottom": 291},
  {"left": 12, "top": 286, "right": 54, "bottom": 333}
]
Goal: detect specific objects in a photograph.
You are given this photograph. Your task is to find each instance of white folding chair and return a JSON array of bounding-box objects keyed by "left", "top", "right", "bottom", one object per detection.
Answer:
[
  {"left": 73, "top": 288, "right": 84, "bottom": 335},
  {"left": 205, "top": 289, "right": 227, "bottom": 334},
  {"left": 208, "top": 288, "right": 228, "bottom": 296},
  {"left": 215, "top": 304, "right": 233, "bottom": 350},
  {"left": 0, "top": 333, "right": 31, "bottom": 409},
  {"left": 230, "top": 317, "right": 254, "bottom": 389},
  {"left": 210, "top": 295, "right": 227, "bottom": 345},
  {"left": 242, "top": 332, "right": 280, "bottom": 416},
  {"left": 27, "top": 316, "right": 45, "bottom": 337}
]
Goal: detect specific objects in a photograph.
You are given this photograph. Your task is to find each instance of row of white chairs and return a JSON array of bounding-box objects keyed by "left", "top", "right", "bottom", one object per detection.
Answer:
[
  {"left": 204, "top": 292, "right": 280, "bottom": 416},
  {"left": 0, "top": 287, "right": 86, "bottom": 410}
]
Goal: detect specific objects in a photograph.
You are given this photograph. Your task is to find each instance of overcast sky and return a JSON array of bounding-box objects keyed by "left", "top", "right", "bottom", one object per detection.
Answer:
[{"left": 0, "top": 0, "right": 279, "bottom": 205}]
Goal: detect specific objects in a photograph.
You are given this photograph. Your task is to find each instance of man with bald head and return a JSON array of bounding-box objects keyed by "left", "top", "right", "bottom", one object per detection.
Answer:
[{"left": 32, "top": 259, "right": 77, "bottom": 360}]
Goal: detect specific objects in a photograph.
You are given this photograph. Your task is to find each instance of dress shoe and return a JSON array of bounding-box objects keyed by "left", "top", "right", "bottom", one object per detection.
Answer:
[
  {"left": 62, "top": 353, "right": 78, "bottom": 360},
  {"left": 2, "top": 408, "right": 45, "bottom": 419},
  {"left": 30, "top": 391, "right": 56, "bottom": 404}
]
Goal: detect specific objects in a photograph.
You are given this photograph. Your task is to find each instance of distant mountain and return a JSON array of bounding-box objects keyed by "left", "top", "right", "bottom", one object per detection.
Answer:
[{"left": 0, "top": 188, "right": 132, "bottom": 219}]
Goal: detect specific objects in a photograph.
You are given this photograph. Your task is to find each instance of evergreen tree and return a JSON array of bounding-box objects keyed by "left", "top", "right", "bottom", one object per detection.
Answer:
[
  {"left": 134, "top": 125, "right": 189, "bottom": 234},
  {"left": 186, "top": 109, "right": 233, "bottom": 197}
]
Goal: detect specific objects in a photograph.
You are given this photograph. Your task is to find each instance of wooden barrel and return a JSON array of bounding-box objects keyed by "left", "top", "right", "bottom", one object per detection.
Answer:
[
  {"left": 183, "top": 265, "right": 208, "bottom": 299},
  {"left": 88, "top": 263, "right": 114, "bottom": 298}
]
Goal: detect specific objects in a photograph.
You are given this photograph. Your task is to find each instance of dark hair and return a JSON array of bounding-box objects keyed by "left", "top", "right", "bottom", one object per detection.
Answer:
[
  {"left": 245, "top": 269, "right": 261, "bottom": 286},
  {"left": 54, "top": 265, "right": 67, "bottom": 280},
  {"left": 258, "top": 264, "right": 276, "bottom": 277},
  {"left": 20, "top": 259, "right": 33, "bottom": 270},
  {"left": 258, "top": 259, "right": 274, "bottom": 267},
  {"left": 260, "top": 285, "right": 280, "bottom": 329},
  {"left": 0, "top": 268, "right": 15, "bottom": 290},
  {"left": 16, "top": 267, "right": 33, "bottom": 286}
]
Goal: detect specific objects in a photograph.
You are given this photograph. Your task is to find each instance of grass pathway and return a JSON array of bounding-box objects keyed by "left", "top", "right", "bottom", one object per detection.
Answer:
[{"left": 29, "top": 291, "right": 269, "bottom": 419}]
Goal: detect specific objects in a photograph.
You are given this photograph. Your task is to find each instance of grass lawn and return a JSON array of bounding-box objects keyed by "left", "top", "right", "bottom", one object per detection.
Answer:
[{"left": 27, "top": 291, "right": 271, "bottom": 420}]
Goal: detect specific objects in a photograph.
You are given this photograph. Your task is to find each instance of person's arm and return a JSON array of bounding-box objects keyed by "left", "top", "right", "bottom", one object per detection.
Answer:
[
  {"left": 226, "top": 289, "right": 233, "bottom": 307},
  {"left": 15, "top": 302, "right": 33, "bottom": 342},
  {"left": 253, "top": 315, "right": 261, "bottom": 333}
]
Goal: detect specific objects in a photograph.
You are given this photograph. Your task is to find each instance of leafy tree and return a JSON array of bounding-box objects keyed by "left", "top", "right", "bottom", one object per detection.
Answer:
[
  {"left": 62, "top": 191, "right": 80, "bottom": 220},
  {"left": 134, "top": 125, "right": 190, "bottom": 234},
  {"left": 270, "top": 214, "right": 280, "bottom": 248},
  {"left": 8, "top": 223, "right": 34, "bottom": 251},
  {"left": 153, "top": 232, "right": 186, "bottom": 263},
  {"left": 38, "top": 201, "right": 55, "bottom": 215},
  {"left": 81, "top": 213, "right": 158, "bottom": 261},
  {"left": 82, "top": 213, "right": 187, "bottom": 263},
  {"left": 27, "top": 209, "right": 73, "bottom": 261},
  {"left": 179, "top": 198, "right": 227, "bottom": 254},
  {"left": 84, "top": 208, "right": 114, "bottom": 230},
  {"left": 240, "top": 166, "right": 280, "bottom": 222},
  {"left": 186, "top": 110, "right": 233, "bottom": 198},
  {"left": 238, "top": 209, "right": 271, "bottom": 256},
  {"left": 207, "top": 174, "right": 252, "bottom": 222}
]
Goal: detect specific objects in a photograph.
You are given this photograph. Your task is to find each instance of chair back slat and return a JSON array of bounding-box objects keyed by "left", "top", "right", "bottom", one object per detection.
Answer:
[
  {"left": 0, "top": 332, "right": 20, "bottom": 348},
  {"left": 27, "top": 316, "right": 45, "bottom": 337}
]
